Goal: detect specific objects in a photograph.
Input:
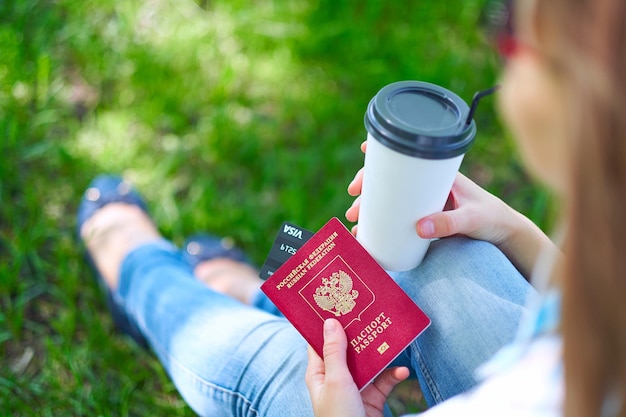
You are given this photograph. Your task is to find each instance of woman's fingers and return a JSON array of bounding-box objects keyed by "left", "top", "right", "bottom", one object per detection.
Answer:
[
  {"left": 346, "top": 196, "right": 361, "bottom": 223},
  {"left": 348, "top": 168, "right": 364, "bottom": 197}
]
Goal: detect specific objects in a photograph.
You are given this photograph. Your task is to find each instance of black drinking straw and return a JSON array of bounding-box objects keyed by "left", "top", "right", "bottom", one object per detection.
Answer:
[{"left": 465, "top": 85, "right": 500, "bottom": 125}]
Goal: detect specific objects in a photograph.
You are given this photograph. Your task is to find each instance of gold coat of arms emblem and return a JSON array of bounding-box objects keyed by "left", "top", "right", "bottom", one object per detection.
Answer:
[{"left": 313, "top": 270, "right": 359, "bottom": 316}]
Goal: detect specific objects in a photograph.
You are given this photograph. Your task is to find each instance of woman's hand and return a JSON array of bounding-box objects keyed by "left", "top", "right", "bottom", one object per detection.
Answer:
[
  {"left": 347, "top": 164, "right": 515, "bottom": 245},
  {"left": 346, "top": 142, "right": 555, "bottom": 279},
  {"left": 305, "top": 318, "right": 409, "bottom": 417}
]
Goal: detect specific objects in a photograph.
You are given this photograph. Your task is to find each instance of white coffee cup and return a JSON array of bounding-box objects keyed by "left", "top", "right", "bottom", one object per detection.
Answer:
[{"left": 356, "top": 81, "right": 476, "bottom": 271}]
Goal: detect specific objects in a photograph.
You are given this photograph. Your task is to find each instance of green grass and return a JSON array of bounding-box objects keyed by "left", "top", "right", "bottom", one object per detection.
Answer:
[{"left": 0, "top": 0, "right": 555, "bottom": 415}]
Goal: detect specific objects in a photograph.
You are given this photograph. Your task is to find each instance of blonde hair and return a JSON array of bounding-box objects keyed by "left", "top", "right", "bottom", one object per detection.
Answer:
[{"left": 529, "top": 0, "right": 626, "bottom": 415}]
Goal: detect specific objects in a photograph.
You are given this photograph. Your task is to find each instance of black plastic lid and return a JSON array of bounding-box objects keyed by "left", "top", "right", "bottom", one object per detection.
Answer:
[{"left": 364, "top": 81, "right": 476, "bottom": 159}]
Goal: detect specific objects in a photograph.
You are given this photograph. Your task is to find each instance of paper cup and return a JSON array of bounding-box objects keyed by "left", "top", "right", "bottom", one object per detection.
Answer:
[{"left": 357, "top": 81, "right": 476, "bottom": 271}]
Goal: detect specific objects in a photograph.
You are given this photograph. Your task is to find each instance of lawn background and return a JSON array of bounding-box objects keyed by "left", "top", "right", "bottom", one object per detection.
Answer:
[{"left": 0, "top": 0, "right": 555, "bottom": 415}]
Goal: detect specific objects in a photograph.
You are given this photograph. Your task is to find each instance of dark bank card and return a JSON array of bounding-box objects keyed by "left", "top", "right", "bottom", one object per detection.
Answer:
[{"left": 259, "top": 222, "right": 314, "bottom": 280}]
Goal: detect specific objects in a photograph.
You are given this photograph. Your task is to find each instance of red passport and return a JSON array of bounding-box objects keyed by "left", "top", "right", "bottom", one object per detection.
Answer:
[{"left": 261, "top": 217, "right": 430, "bottom": 390}]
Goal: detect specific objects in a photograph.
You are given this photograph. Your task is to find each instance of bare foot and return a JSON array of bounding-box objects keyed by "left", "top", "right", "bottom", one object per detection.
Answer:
[
  {"left": 193, "top": 258, "right": 262, "bottom": 305},
  {"left": 80, "top": 203, "right": 162, "bottom": 290}
]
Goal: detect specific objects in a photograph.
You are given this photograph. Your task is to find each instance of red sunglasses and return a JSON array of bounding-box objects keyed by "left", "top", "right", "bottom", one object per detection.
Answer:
[{"left": 481, "top": 0, "right": 519, "bottom": 59}]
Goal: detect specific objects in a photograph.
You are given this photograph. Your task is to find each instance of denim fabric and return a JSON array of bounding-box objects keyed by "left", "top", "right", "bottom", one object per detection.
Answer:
[
  {"left": 389, "top": 238, "right": 536, "bottom": 406},
  {"left": 116, "top": 236, "right": 534, "bottom": 416}
]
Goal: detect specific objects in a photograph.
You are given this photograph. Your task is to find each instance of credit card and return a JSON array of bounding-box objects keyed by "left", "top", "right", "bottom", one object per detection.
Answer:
[{"left": 259, "top": 222, "right": 314, "bottom": 280}]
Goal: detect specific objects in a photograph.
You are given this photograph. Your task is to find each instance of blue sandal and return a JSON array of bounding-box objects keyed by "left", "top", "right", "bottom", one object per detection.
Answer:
[{"left": 77, "top": 175, "right": 149, "bottom": 348}]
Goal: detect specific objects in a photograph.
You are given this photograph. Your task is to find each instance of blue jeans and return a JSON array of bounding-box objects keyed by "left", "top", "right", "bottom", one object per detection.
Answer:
[{"left": 116, "top": 237, "right": 535, "bottom": 416}]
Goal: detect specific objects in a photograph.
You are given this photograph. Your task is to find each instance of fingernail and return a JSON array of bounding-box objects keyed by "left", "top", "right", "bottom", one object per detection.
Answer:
[
  {"left": 324, "top": 319, "right": 337, "bottom": 337},
  {"left": 420, "top": 220, "right": 435, "bottom": 237}
]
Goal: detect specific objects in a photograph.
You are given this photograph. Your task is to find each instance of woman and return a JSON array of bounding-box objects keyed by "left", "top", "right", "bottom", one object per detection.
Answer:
[
  {"left": 85, "top": 0, "right": 626, "bottom": 415},
  {"left": 77, "top": 0, "right": 564, "bottom": 414},
  {"left": 306, "top": 0, "right": 626, "bottom": 416}
]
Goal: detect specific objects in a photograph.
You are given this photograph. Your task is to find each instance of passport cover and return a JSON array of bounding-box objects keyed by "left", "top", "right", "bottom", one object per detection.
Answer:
[{"left": 260, "top": 217, "right": 431, "bottom": 390}]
